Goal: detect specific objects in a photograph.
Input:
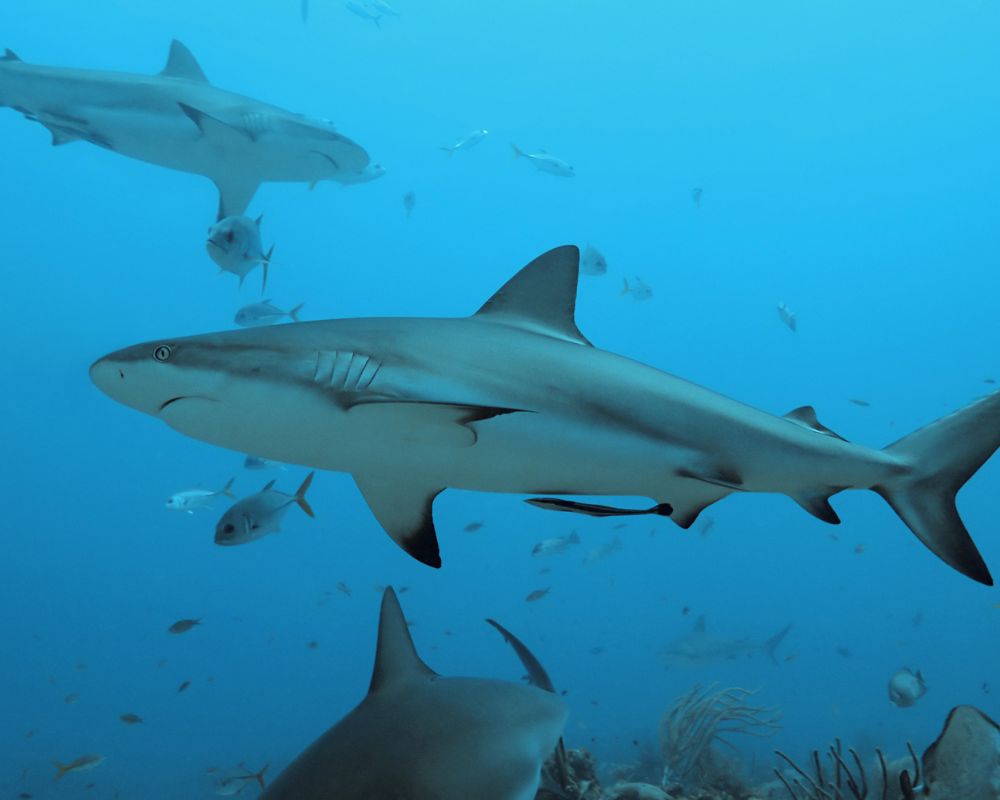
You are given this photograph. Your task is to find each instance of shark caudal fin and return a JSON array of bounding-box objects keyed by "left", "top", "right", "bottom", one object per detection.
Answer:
[{"left": 876, "top": 390, "right": 1000, "bottom": 585}]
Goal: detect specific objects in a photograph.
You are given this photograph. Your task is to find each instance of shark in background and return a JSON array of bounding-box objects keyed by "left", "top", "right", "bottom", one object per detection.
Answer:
[
  {"left": 661, "top": 616, "right": 792, "bottom": 667},
  {"left": 0, "top": 41, "right": 370, "bottom": 218},
  {"left": 90, "top": 245, "right": 1000, "bottom": 584},
  {"left": 260, "top": 587, "right": 567, "bottom": 800}
]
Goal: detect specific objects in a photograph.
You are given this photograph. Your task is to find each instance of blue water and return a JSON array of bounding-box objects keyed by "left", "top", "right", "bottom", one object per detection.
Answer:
[{"left": 2, "top": 1, "right": 999, "bottom": 796}]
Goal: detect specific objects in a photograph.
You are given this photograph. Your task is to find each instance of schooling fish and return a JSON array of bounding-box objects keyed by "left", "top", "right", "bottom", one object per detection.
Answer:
[
  {"left": 403, "top": 190, "right": 416, "bottom": 217},
  {"left": 345, "top": 1, "right": 382, "bottom": 27},
  {"left": 582, "top": 536, "right": 623, "bottom": 566},
  {"left": 531, "top": 531, "right": 580, "bottom": 556},
  {"left": 511, "top": 144, "right": 575, "bottom": 177},
  {"left": 165, "top": 478, "right": 235, "bottom": 514},
  {"left": 168, "top": 618, "right": 201, "bottom": 635},
  {"left": 777, "top": 302, "right": 797, "bottom": 332},
  {"left": 580, "top": 244, "right": 608, "bottom": 276},
  {"left": 215, "top": 472, "right": 315, "bottom": 546},
  {"left": 889, "top": 667, "right": 928, "bottom": 707},
  {"left": 621, "top": 277, "right": 653, "bottom": 300},
  {"left": 234, "top": 300, "right": 304, "bottom": 328},
  {"left": 441, "top": 129, "right": 489, "bottom": 156},
  {"left": 53, "top": 754, "right": 105, "bottom": 780},
  {"left": 206, "top": 215, "right": 274, "bottom": 292}
]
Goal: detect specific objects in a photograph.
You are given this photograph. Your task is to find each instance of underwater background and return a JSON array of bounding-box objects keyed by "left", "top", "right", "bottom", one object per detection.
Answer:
[{"left": 2, "top": 0, "right": 999, "bottom": 796}]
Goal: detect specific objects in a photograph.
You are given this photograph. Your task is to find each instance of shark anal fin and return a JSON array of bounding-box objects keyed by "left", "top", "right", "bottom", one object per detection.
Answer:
[
  {"left": 784, "top": 405, "right": 846, "bottom": 441},
  {"left": 211, "top": 175, "right": 261, "bottom": 220},
  {"left": 354, "top": 473, "right": 443, "bottom": 567},
  {"left": 791, "top": 489, "right": 843, "bottom": 524},
  {"left": 161, "top": 40, "right": 209, "bottom": 83},
  {"left": 347, "top": 400, "right": 524, "bottom": 447},
  {"left": 475, "top": 246, "right": 592, "bottom": 346},
  {"left": 369, "top": 588, "right": 436, "bottom": 694}
]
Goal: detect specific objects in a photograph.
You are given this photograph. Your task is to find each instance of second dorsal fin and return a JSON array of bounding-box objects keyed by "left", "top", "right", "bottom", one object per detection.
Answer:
[{"left": 474, "top": 246, "right": 591, "bottom": 346}]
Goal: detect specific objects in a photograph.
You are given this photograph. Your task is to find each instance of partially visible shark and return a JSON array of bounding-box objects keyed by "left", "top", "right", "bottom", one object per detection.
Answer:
[
  {"left": 0, "top": 42, "right": 369, "bottom": 218},
  {"left": 259, "top": 588, "right": 567, "bottom": 799},
  {"left": 662, "top": 617, "right": 792, "bottom": 667},
  {"left": 89, "top": 245, "right": 1000, "bottom": 584}
]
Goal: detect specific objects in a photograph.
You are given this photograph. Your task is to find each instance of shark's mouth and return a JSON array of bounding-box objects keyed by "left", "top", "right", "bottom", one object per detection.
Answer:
[
  {"left": 157, "top": 395, "right": 217, "bottom": 414},
  {"left": 158, "top": 396, "right": 189, "bottom": 413}
]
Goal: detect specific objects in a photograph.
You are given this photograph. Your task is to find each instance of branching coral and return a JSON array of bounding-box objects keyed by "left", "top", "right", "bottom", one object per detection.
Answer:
[{"left": 774, "top": 738, "right": 921, "bottom": 800}]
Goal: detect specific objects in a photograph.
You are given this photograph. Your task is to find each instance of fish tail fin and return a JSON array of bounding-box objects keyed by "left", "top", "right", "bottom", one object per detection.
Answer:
[
  {"left": 295, "top": 471, "right": 315, "bottom": 518},
  {"left": 260, "top": 250, "right": 273, "bottom": 295},
  {"left": 876, "top": 390, "right": 1000, "bottom": 585},
  {"left": 439, "top": 146, "right": 453, "bottom": 156},
  {"left": 568, "top": 530, "right": 580, "bottom": 545},
  {"left": 249, "top": 763, "right": 269, "bottom": 788},
  {"left": 620, "top": 278, "right": 630, "bottom": 296},
  {"left": 763, "top": 623, "right": 792, "bottom": 664},
  {"left": 510, "top": 143, "right": 522, "bottom": 159},
  {"left": 289, "top": 302, "right": 305, "bottom": 322},
  {"left": 53, "top": 762, "right": 69, "bottom": 780},
  {"left": 220, "top": 477, "right": 236, "bottom": 499}
]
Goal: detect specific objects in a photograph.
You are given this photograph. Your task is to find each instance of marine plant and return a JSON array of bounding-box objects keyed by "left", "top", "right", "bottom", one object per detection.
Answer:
[{"left": 773, "top": 738, "right": 921, "bottom": 800}]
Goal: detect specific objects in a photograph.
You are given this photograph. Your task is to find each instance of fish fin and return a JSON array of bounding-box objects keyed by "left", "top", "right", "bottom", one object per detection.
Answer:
[
  {"left": 474, "top": 246, "right": 590, "bottom": 345},
  {"left": 621, "top": 278, "right": 630, "bottom": 296},
  {"left": 210, "top": 174, "right": 261, "bottom": 220},
  {"left": 763, "top": 623, "right": 792, "bottom": 664},
  {"left": 44, "top": 123, "right": 82, "bottom": 146},
  {"left": 790, "top": 489, "right": 843, "bottom": 524},
  {"left": 876, "top": 389, "right": 1000, "bottom": 585},
  {"left": 510, "top": 142, "right": 522, "bottom": 159},
  {"left": 294, "top": 472, "right": 315, "bottom": 518},
  {"left": 347, "top": 400, "right": 525, "bottom": 447},
  {"left": 2, "top": 48, "right": 21, "bottom": 61},
  {"left": 260, "top": 258, "right": 268, "bottom": 294},
  {"left": 262, "top": 479, "right": 276, "bottom": 492},
  {"left": 53, "top": 761, "right": 69, "bottom": 780},
  {"left": 353, "top": 473, "right": 443, "bottom": 567},
  {"left": 676, "top": 462, "right": 743, "bottom": 489},
  {"left": 180, "top": 102, "right": 252, "bottom": 141},
  {"left": 369, "top": 588, "right": 436, "bottom": 694},
  {"left": 161, "top": 40, "right": 209, "bottom": 83},
  {"left": 288, "top": 302, "right": 304, "bottom": 322},
  {"left": 220, "top": 477, "right": 236, "bottom": 498},
  {"left": 784, "top": 405, "right": 846, "bottom": 441},
  {"left": 255, "top": 214, "right": 263, "bottom": 228},
  {"left": 568, "top": 531, "right": 580, "bottom": 544}
]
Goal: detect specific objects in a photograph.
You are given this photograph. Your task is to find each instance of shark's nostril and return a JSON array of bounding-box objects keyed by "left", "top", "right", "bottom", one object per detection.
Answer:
[{"left": 118, "top": 369, "right": 124, "bottom": 379}]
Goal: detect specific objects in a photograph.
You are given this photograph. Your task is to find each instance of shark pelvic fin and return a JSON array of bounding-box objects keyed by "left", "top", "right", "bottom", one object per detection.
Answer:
[
  {"left": 354, "top": 474, "right": 443, "bottom": 567},
  {"left": 2, "top": 48, "right": 21, "bottom": 62},
  {"left": 475, "top": 246, "right": 591, "bottom": 346},
  {"left": 161, "top": 40, "right": 209, "bottom": 83},
  {"left": 369, "top": 588, "right": 437, "bottom": 694},
  {"left": 783, "top": 405, "right": 846, "bottom": 441}
]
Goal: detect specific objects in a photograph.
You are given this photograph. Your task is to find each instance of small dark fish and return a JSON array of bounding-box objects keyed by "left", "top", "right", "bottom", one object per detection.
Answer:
[
  {"left": 681, "top": 606, "right": 690, "bottom": 616},
  {"left": 983, "top": 682, "right": 991, "bottom": 694},
  {"left": 697, "top": 516, "right": 715, "bottom": 537},
  {"left": 307, "top": 641, "right": 318, "bottom": 650},
  {"left": 849, "top": 398, "right": 871, "bottom": 407},
  {"left": 64, "top": 692, "right": 79, "bottom": 704},
  {"left": 854, "top": 544, "right": 866, "bottom": 555},
  {"left": 74, "top": 663, "right": 88, "bottom": 672},
  {"left": 836, "top": 646, "right": 853, "bottom": 658},
  {"left": 403, "top": 191, "right": 416, "bottom": 217},
  {"left": 912, "top": 612, "right": 924, "bottom": 627},
  {"left": 691, "top": 186, "right": 703, "bottom": 207},
  {"left": 336, "top": 581, "right": 352, "bottom": 597},
  {"left": 525, "top": 588, "right": 550, "bottom": 602},
  {"left": 526, "top": 497, "right": 672, "bottom": 518},
  {"left": 777, "top": 302, "right": 797, "bottom": 332},
  {"left": 985, "top": 378, "right": 996, "bottom": 385},
  {"left": 589, "top": 646, "right": 605, "bottom": 655},
  {"left": 167, "top": 618, "right": 201, "bottom": 635},
  {"left": 119, "top": 713, "right": 143, "bottom": 724},
  {"left": 464, "top": 521, "right": 483, "bottom": 533},
  {"left": 177, "top": 680, "right": 191, "bottom": 693}
]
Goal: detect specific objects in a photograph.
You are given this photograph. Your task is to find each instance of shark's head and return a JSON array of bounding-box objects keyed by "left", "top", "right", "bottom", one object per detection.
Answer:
[{"left": 206, "top": 215, "right": 259, "bottom": 267}]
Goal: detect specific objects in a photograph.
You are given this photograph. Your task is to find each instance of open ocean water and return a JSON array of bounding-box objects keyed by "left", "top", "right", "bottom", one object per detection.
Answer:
[{"left": 1, "top": 1, "right": 999, "bottom": 798}]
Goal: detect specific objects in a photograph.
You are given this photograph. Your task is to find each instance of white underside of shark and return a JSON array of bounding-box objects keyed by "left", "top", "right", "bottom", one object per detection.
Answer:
[
  {"left": 0, "top": 42, "right": 369, "bottom": 217},
  {"left": 90, "top": 246, "right": 1000, "bottom": 584}
]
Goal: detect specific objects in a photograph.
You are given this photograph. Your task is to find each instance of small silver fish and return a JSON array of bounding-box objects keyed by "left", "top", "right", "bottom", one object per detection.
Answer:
[
  {"left": 370, "top": 0, "right": 399, "bottom": 17},
  {"left": 243, "top": 454, "right": 288, "bottom": 471},
  {"left": 621, "top": 277, "right": 653, "bottom": 301},
  {"left": 53, "top": 754, "right": 105, "bottom": 780},
  {"left": 165, "top": 478, "right": 236, "bottom": 514},
  {"left": 777, "top": 302, "right": 797, "bottom": 332},
  {"left": 345, "top": 1, "right": 381, "bottom": 27},
  {"left": 531, "top": 531, "right": 580, "bottom": 556},
  {"left": 441, "top": 129, "right": 489, "bottom": 156},
  {"left": 206, "top": 215, "right": 274, "bottom": 292},
  {"left": 234, "top": 300, "right": 304, "bottom": 328},
  {"left": 583, "top": 536, "right": 623, "bottom": 565},
  {"left": 889, "top": 667, "right": 928, "bottom": 707},
  {"left": 511, "top": 144, "right": 575, "bottom": 177},
  {"left": 215, "top": 473, "right": 315, "bottom": 546},
  {"left": 580, "top": 245, "right": 608, "bottom": 276}
]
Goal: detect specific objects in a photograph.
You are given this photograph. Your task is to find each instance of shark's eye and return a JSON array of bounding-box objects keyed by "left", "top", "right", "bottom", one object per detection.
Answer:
[
  {"left": 225, "top": 231, "right": 234, "bottom": 243},
  {"left": 153, "top": 345, "right": 172, "bottom": 362},
  {"left": 223, "top": 523, "right": 235, "bottom": 534}
]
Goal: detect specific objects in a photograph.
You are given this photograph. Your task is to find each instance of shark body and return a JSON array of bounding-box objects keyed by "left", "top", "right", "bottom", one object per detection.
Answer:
[
  {"left": 662, "top": 617, "right": 792, "bottom": 667},
  {"left": 0, "top": 42, "right": 369, "bottom": 217},
  {"left": 260, "top": 588, "right": 567, "bottom": 800},
  {"left": 90, "top": 246, "right": 1000, "bottom": 583}
]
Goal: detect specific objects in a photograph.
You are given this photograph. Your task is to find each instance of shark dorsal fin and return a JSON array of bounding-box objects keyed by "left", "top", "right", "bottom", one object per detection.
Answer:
[
  {"left": 161, "top": 40, "right": 209, "bottom": 83},
  {"left": 474, "top": 246, "right": 591, "bottom": 346},
  {"left": 2, "top": 48, "right": 21, "bottom": 62},
  {"left": 784, "top": 405, "right": 846, "bottom": 441},
  {"left": 369, "top": 588, "right": 436, "bottom": 694},
  {"left": 694, "top": 615, "right": 707, "bottom": 633}
]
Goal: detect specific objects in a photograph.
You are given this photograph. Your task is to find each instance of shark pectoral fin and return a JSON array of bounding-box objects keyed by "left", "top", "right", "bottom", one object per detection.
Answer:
[
  {"left": 347, "top": 401, "right": 524, "bottom": 447},
  {"left": 212, "top": 175, "right": 261, "bottom": 220},
  {"left": 475, "top": 246, "right": 592, "bottom": 346},
  {"left": 790, "top": 489, "right": 843, "bottom": 524},
  {"left": 783, "top": 405, "right": 847, "bottom": 441},
  {"left": 160, "top": 40, "right": 209, "bottom": 83},
  {"left": 353, "top": 472, "right": 443, "bottom": 567},
  {"left": 676, "top": 461, "right": 743, "bottom": 489}
]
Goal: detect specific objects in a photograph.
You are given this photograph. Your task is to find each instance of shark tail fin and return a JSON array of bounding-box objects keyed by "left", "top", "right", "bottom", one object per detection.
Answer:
[
  {"left": 763, "top": 623, "right": 792, "bottom": 665},
  {"left": 876, "top": 390, "right": 1000, "bottom": 586},
  {"left": 289, "top": 302, "right": 304, "bottom": 323},
  {"left": 295, "top": 471, "right": 315, "bottom": 518},
  {"left": 511, "top": 143, "right": 523, "bottom": 160},
  {"left": 219, "top": 478, "right": 236, "bottom": 499}
]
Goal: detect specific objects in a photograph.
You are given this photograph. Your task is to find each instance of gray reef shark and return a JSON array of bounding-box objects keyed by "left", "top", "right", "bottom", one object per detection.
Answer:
[
  {"left": 0, "top": 41, "right": 369, "bottom": 217},
  {"left": 259, "top": 588, "right": 567, "bottom": 799},
  {"left": 662, "top": 616, "right": 792, "bottom": 667},
  {"left": 90, "top": 245, "right": 1000, "bottom": 584}
]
